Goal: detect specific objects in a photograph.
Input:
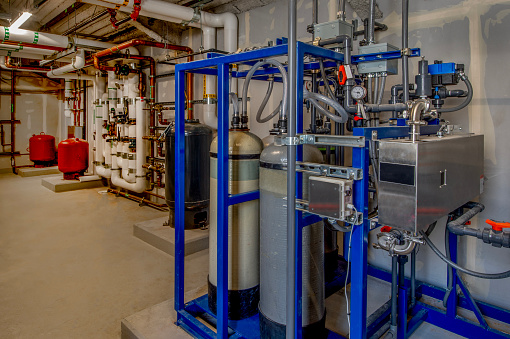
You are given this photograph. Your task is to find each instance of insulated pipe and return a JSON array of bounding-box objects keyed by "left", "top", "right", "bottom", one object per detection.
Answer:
[
  {"left": 48, "top": 49, "right": 86, "bottom": 77},
  {"left": 287, "top": 0, "right": 297, "bottom": 337},
  {"left": 111, "top": 97, "right": 147, "bottom": 193},
  {"left": 203, "top": 27, "right": 219, "bottom": 128},
  {"left": 64, "top": 80, "right": 73, "bottom": 118}
]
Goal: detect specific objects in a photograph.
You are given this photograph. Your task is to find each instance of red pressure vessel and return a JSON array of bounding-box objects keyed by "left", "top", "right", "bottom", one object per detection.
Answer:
[
  {"left": 58, "top": 138, "right": 89, "bottom": 180},
  {"left": 29, "top": 132, "right": 56, "bottom": 167}
]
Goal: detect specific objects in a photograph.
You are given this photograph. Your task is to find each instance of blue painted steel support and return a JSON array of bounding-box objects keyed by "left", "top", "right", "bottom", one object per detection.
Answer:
[
  {"left": 217, "top": 62, "right": 230, "bottom": 339},
  {"left": 350, "top": 127, "right": 370, "bottom": 339},
  {"left": 351, "top": 48, "right": 420, "bottom": 64},
  {"left": 174, "top": 68, "right": 186, "bottom": 313},
  {"left": 228, "top": 190, "right": 260, "bottom": 206}
]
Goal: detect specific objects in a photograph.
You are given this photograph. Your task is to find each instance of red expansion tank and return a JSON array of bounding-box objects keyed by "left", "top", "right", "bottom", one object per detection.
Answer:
[
  {"left": 29, "top": 132, "right": 56, "bottom": 167},
  {"left": 58, "top": 138, "right": 89, "bottom": 180}
]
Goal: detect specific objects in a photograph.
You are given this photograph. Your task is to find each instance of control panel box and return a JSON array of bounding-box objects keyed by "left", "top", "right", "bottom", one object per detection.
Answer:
[
  {"left": 378, "top": 134, "right": 484, "bottom": 233},
  {"left": 314, "top": 19, "right": 354, "bottom": 43},
  {"left": 358, "top": 43, "right": 399, "bottom": 74},
  {"left": 309, "top": 176, "right": 353, "bottom": 220}
]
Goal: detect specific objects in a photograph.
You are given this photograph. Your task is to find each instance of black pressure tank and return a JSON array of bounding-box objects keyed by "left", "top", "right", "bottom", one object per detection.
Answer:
[{"left": 165, "top": 119, "right": 213, "bottom": 229}]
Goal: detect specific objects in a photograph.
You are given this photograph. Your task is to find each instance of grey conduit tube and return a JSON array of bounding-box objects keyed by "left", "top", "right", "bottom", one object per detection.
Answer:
[
  {"left": 339, "top": 0, "right": 346, "bottom": 20},
  {"left": 242, "top": 59, "right": 288, "bottom": 124},
  {"left": 437, "top": 74, "right": 473, "bottom": 113},
  {"left": 390, "top": 255, "right": 398, "bottom": 333},
  {"left": 420, "top": 231, "right": 510, "bottom": 279},
  {"left": 256, "top": 79, "right": 282, "bottom": 123},
  {"left": 367, "top": 76, "right": 373, "bottom": 104},
  {"left": 411, "top": 248, "right": 416, "bottom": 307},
  {"left": 402, "top": 0, "right": 410, "bottom": 103},
  {"left": 374, "top": 76, "right": 380, "bottom": 104},
  {"left": 303, "top": 90, "right": 349, "bottom": 123},
  {"left": 377, "top": 75, "right": 387, "bottom": 105},
  {"left": 287, "top": 0, "right": 297, "bottom": 336}
]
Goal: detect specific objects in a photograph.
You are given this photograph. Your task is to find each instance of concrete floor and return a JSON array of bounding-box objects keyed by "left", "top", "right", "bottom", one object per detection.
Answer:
[{"left": 0, "top": 173, "right": 209, "bottom": 338}]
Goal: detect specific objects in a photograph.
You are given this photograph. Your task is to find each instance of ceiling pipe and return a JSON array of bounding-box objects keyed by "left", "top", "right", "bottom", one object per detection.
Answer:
[
  {"left": 2, "top": 56, "right": 52, "bottom": 73},
  {"left": 47, "top": 49, "right": 86, "bottom": 77}
]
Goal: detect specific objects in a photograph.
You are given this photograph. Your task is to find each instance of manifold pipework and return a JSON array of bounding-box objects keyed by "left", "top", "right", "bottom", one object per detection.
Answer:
[
  {"left": 373, "top": 228, "right": 424, "bottom": 256},
  {"left": 407, "top": 98, "right": 430, "bottom": 142}
]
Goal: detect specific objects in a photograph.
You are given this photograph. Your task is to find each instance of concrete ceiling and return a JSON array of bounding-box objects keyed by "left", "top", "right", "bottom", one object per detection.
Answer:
[{"left": 0, "top": 0, "right": 276, "bottom": 44}]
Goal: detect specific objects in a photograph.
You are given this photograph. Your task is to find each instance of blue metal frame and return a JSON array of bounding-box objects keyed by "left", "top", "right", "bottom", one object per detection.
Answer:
[{"left": 174, "top": 41, "right": 510, "bottom": 339}]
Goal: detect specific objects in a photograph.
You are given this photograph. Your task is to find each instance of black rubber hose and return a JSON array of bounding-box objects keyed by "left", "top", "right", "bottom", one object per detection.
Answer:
[
  {"left": 437, "top": 74, "right": 473, "bottom": 113},
  {"left": 319, "top": 59, "right": 336, "bottom": 100},
  {"left": 420, "top": 231, "right": 510, "bottom": 279},
  {"left": 255, "top": 79, "right": 281, "bottom": 123}
]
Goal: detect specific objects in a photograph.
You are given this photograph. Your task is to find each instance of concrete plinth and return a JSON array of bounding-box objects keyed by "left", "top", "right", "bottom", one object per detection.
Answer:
[
  {"left": 133, "top": 217, "right": 209, "bottom": 257},
  {"left": 41, "top": 175, "right": 103, "bottom": 192},
  {"left": 121, "top": 286, "right": 207, "bottom": 339},
  {"left": 18, "top": 166, "right": 60, "bottom": 177}
]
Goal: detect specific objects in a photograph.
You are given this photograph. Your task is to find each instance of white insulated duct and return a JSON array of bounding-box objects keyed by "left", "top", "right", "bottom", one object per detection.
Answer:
[
  {"left": 80, "top": 0, "right": 238, "bottom": 129},
  {"left": 48, "top": 49, "right": 86, "bottom": 77},
  {"left": 111, "top": 98, "right": 147, "bottom": 193}
]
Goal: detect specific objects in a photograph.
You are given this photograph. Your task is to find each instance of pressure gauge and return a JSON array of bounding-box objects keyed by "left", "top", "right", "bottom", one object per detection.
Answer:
[{"left": 351, "top": 86, "right": 367, "bottom": 101}]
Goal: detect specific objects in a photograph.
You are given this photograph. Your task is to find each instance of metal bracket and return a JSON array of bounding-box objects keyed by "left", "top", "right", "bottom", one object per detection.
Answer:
[
  {"left": 295, "top": 162, "right": 362, "bottom": 180},
  {"left": 313, "top": 37, "right": 321, "bottom": 46},
  {"left": 181, "top": 7, "right": 201, "bottom": 26},
  {"left": 295, "top": 199, "right": 363, "bottom": 225},
  {"left": 274, "top": 134, "right": 365, "bottom": 148},
  {"left": 401, "top": 48, "right": 412, "bottom": 56}
]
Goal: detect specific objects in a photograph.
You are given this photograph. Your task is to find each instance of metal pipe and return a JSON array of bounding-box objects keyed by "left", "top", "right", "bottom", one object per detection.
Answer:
[
  {"left": 311, "top": 73, "right": 317, "bottom": 133},
  {"left": 4, "top": 57, "right": 52, "bottom": 72},
  {"left": 107, "top": 188, "right": 168, "bottom": 209},
  {"left": 411, "top": 248, "right": 416, "bottom": 307},
  {"left": 402, "top": 0, "right": 410, "bottom": 104},
  {"left": 312, "top": 0, "right": 318, "bottom": 25},
  {"left": 368, "top": 0, "right": 376, "bottom": 44},
  {"left": 390, "top": 255, "right": 398, "bottom": 331},
  {"left": 10, "top": 70, "right": 15, "bottom": 172},
  {"left": 63, "top": 10, "right": 109, "bottom": 36},
  {"left": 287, "top": 0, "right": 297, "bottom": 337},
  {"left": 339, "top": 0, "right": 346, "bottom": 20}
]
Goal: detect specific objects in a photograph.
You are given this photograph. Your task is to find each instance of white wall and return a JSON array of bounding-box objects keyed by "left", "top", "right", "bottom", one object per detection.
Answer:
[{"left": 0, "top": 73, "right": 61, "bottom": 171}]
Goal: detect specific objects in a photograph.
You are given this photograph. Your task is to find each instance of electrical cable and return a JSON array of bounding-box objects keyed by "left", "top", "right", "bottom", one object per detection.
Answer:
[
  {"left": 420, "top": 230, "right": 510, "bottom": 279},
  {"left": 319, "top": 59, "right": 336, "bottom": 100},
  {"left": 437, "top": 75, "right": 473, "bottom": 113},
  {"left": 344, "top": 206, "right": 359, "bottom": 339}
]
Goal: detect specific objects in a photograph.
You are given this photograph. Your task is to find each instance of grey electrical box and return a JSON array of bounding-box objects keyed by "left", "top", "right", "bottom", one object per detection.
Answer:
[
  {"left": 358, "top": 43, "right": 399, "bottom": 74},
  {"left": 309, "top": 176, "right": 353, "bottom": 220},
  {"left": 314, "top": 19, "right": 354, "bottom": 44},
  {"left": 378, "top": 134, "right": 484, "bottom": 233}
]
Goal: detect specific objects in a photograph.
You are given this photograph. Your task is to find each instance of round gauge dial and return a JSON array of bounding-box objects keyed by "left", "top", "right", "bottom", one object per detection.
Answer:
[{"left": 351, "top": 86, "right": 367, "bottom": 101}]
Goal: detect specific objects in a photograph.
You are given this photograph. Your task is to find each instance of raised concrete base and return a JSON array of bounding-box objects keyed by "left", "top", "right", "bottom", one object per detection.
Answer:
[
  {"left": 133, "top": 217, "right": 209, "bottom": 257},
  {"left": 41, "top": 175, "right": 103, "bottom": 192},
  {"left": 121, "top": 286, "right": 207, "bottom": 339},
  {"left": 18, "top": 166, "right": 60, "bottom": 177}
]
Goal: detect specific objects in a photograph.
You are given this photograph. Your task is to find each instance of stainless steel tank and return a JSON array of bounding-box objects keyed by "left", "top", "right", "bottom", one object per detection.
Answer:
[
  {"left": 165, "top": 120, "right": 213, "bottom": 229},
  {"left": 259, "top": 143, "right": 326, "bottom": 338},
  {"left": 208, "top": 130, "right": 263, "bottom": 320}
]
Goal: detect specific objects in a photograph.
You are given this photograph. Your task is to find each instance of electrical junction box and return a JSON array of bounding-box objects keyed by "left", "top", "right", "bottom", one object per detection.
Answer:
[
  {"left": 309, "top": 176, "right": 353, "bottom": 220},
  {"left": 357, "top": 43, "right": 399, "bottom": 75},
  {"left": 314, "top": 19, "right": 354, "bottom": 44},
  {"left": 378, "top": 134, "right": 484, "bottom": 234}
]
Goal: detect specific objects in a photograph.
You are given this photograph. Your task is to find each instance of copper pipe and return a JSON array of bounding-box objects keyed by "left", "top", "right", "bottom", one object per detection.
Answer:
[
  {"left": 10, "top": 70, "right": 16, "bottom": 172},
  {"left": 93, "top": 39, "right": 194, "bottom": 119},
  {"left": 144, "top": 190, "right": 166, "bottom": 200},
  {"left": 1, "top": 41, "right": 67, "bottom": 51},
  {"left": 5, "top": 57, "right": 52, "bottom": 72},
  {"left": 107, "top": 188, "right": 168, "bottom": 210}
]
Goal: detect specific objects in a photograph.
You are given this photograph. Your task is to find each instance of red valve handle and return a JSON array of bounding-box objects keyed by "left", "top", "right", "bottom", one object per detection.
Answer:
[
  {"left": 380, "top": 226, "right": 392, "bottom": 232},
  {"left": 354, "top": 116, "right": 364, "bottom": 121},
  {"left": 338, "top": 65, "right": 347, "bottom": 85},
  {"left": 486, "top": 219, "right": 510, "bottom": 232}
]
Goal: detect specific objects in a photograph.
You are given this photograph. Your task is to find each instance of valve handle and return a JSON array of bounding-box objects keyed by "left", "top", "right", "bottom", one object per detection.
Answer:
[
  {"left": 338, "top": 65, "right": 347, "bottom": 85},
  {"left": 486, "top": 219, "right": 510, "bottom": 232},
  {"left": 353, "top": 116, "right": 364, "bottom": 121}
]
